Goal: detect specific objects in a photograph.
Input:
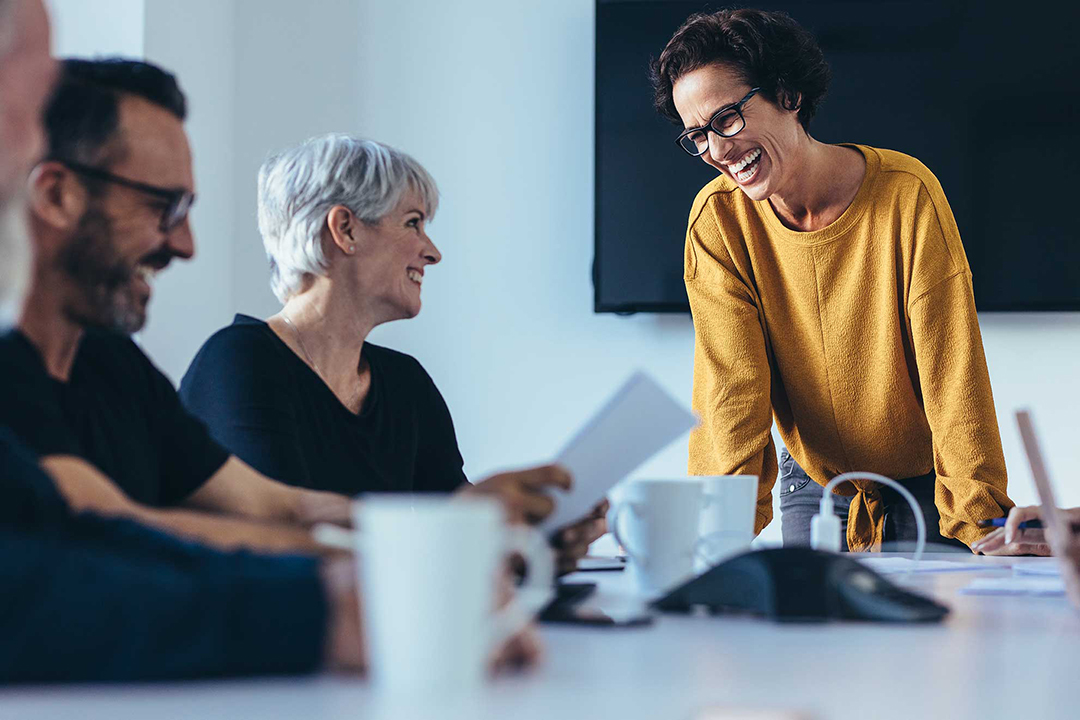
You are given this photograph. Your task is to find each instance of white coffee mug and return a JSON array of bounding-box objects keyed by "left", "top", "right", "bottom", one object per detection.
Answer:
[
  {"left": 611, "top": 478, "right": 706, "bottom": 595},
  {"left": 315, "top": 495, "right": 553, "bottom": 695},
  {"left": 697, "top": 474, "right": 759, "bottom": 569}
]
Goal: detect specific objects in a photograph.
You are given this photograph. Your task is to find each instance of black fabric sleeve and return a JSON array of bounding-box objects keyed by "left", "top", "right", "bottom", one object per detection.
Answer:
[
  {"left": 409, "top": 358, "right": 469, "bottom": 493},
  {"left": 0, "top": 332, "right": 82, "bottom": 458},
  {"left": 139, "top": 345, "right": 231, "bottom": 505},
  {"left": 179, "top": 328, "right": 311, "bottom": 485},
  {"left": 0, "top": 515, "right": 327, "bottom": 683},
  {"left": 0, "top": 429, "right": 69, "bottom": 528}
]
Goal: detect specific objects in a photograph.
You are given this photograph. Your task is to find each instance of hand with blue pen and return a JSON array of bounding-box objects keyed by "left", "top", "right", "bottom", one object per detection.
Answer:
[{"left": 972, "top": 505, "right": 1080, "bottom": 556}]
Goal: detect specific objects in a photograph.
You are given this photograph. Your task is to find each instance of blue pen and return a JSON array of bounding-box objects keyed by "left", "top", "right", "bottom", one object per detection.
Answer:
[{"left": 976, "top": 518, "right": 1044, "bottom": 529}]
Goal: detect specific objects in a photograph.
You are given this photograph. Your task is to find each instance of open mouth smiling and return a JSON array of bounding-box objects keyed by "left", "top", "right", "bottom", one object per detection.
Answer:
[{"left": 727, "top": 147, "right": 762, "bottom": 184}]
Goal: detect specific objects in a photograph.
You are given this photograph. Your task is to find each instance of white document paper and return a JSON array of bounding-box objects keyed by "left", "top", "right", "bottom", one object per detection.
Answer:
[
  {"left": 1012, "top": 560, "right": 1063, "bottom": 577},
  {"left": 541, "top": 371, "right": 698, "bottom": 532},
  {"left": 960, "top": 577, "right": 1066, "bottom": 596},
  {"left": 857, "top": 557, "right": 992, "bottom": 574}
]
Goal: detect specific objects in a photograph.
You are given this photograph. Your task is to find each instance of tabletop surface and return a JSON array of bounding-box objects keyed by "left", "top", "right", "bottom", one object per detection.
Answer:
[{"left": 3, "top": 552, "right": 1079, "bottom": 720}]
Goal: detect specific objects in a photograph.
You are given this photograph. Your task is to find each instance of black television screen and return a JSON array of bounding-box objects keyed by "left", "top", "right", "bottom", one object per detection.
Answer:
[{"left": 594, "top": 0, "right": 1080, "bottom": 313}]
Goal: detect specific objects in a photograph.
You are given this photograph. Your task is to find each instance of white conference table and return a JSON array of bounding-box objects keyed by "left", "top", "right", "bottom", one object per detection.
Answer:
[{"left": 3, "top": 552, "right": 1079, "bottom": 720}]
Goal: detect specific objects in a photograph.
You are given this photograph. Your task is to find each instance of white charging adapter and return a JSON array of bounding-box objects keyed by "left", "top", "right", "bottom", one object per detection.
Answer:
[
  {"left": 809, "top": 471, "right": 927, "bottom": 567},
  {"left": 810, "top": 493, "right": 843, "bottom": 553}
]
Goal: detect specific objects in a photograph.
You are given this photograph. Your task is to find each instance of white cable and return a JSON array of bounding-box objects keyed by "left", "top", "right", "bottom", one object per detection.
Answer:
[{"left": 810, "top": 471, "right": 926, "bottom": 570}]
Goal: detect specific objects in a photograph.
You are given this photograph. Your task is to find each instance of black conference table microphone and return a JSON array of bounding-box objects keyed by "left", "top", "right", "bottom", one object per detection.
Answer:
[{"left": 653, "top": 547, "right": 949, "bottom": 623}]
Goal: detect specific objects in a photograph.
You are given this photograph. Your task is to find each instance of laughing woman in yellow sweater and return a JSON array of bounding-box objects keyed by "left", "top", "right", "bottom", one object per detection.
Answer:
[{"left": 651, "top": 8, "right": 1016, "bottom": 553}]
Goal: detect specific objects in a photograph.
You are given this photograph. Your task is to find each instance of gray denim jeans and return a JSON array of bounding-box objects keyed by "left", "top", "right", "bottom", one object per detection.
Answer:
[{"left": 777, "top": 448, "right": 967, "bottom": 551}]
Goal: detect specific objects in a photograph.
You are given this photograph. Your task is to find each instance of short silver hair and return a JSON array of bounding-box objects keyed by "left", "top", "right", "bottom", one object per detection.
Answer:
[{"left": 257, "top": 133, "right": 439, "bottom": 303}]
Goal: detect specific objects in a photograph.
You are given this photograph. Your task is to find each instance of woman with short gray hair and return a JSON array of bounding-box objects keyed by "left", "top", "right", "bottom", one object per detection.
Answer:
[
  {"left": 180, "top": 134, "right": 605, "bottom": 573},
  {"left": 257, "top": 134, "right": 440, "bottom": 305}
]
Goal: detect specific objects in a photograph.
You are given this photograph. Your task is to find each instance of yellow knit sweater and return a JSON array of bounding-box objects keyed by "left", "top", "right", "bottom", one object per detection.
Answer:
[{"left": 685, "top": 144, "right": 1013, "bottom": 551}]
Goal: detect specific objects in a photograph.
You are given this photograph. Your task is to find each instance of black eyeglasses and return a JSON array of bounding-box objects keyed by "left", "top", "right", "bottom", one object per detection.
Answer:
[
  {"left": 675, "top": 87, "right": 761, "bottom": 157},
  {"left": 56, "top": 159, "right": 195, "bottom": 232}
]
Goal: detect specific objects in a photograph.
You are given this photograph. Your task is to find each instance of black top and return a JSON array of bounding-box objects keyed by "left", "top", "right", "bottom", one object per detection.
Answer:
[
  {"left": 0, "top": 428, "right": 325, "bottom": 683},
  {"left": 0, "top": 329, "right": 230, "bottom": 506},
  {"left": 178, "top": 314, "right": 468, "bottom": 496}
]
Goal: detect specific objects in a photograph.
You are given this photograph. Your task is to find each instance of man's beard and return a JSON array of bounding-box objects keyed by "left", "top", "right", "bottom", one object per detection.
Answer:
[
  {"left": 0, "top": 194, "right": 31, "bottom": 328},
  {"left": 58, "top": 205, "right": 149, "bottom": 334}
]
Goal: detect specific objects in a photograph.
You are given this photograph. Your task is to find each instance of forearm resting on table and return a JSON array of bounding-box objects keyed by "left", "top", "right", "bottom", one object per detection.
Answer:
[
  {"left": 183, "top": 456, "right": 353, "bottom": 528},
  {"left": 40, "top": 456, "right": 337, "bottom": 555}
]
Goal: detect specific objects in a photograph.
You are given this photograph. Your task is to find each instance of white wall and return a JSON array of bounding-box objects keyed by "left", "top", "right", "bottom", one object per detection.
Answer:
[
  {"left": 140, "top": 0, "right": 236, "bottom": 382},
  {"left": 981, "top": 314, "right": 1080, "bottom": 508},
  {"left": 46, "top": 0, "right": 1080, "bottom": 544},
  {"left": 230, "top": 0, "right": 363, "bottom": 323},
  {"left": 48, "top": 0, "right": 144, "bottom": 58}
]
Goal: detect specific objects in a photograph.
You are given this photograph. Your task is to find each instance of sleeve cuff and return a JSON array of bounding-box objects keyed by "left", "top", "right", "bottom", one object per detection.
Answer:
[
  {"left": 164, "top": 445, "right": 231, "bottom": 506},
  {"left": 223, "top": 554, "right": 329, "bottom": 675},
  {"left": 947, "top": 521, "right": 991, "bottom": 549}
]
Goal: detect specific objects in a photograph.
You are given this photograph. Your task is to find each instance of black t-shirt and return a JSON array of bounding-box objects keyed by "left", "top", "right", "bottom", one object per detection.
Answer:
[
  {"left": 0, "top": 330, "right": 230, "bottom": 506},
  {"left": 178, "top": 314, "right": 468, "bottom": 496}
]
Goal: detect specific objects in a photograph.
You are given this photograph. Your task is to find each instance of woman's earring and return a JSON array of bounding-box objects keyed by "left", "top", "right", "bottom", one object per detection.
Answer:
[{"left": 347, "top": 245, "right": 356, "bottom": 254}]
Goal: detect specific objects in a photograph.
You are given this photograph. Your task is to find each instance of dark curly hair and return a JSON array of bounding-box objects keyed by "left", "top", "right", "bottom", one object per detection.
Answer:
[{"left": 650, "top": 8, "right": 831, "bottom": 131}]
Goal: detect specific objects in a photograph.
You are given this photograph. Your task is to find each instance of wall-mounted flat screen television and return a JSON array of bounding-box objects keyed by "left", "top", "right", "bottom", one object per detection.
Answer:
[{"left": 594, "top": 0, "right": 1080, "bottom": 313}]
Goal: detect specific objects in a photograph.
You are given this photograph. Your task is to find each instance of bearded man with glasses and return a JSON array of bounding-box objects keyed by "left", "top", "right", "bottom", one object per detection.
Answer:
[
  {"left": 652, "top": 9, "right": 1018, "bottom": 554},
  {"left": 0, "top": 58, "right": 360, "bottom": 550}
]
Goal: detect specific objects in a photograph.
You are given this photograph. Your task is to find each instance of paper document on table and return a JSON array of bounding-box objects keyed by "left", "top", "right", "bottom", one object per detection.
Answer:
[
  {"left": 1013, "top": 560, "right": 1063, "bottom": 577},
  {"left": 541, "top": 371, "right": 698, "bottom": 532},
  {"left": 960, "top": 577, "right": 1066, "bottom": 596},
  {"left": 857, "top": 557, "right": 992, "bottom": 574}
]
